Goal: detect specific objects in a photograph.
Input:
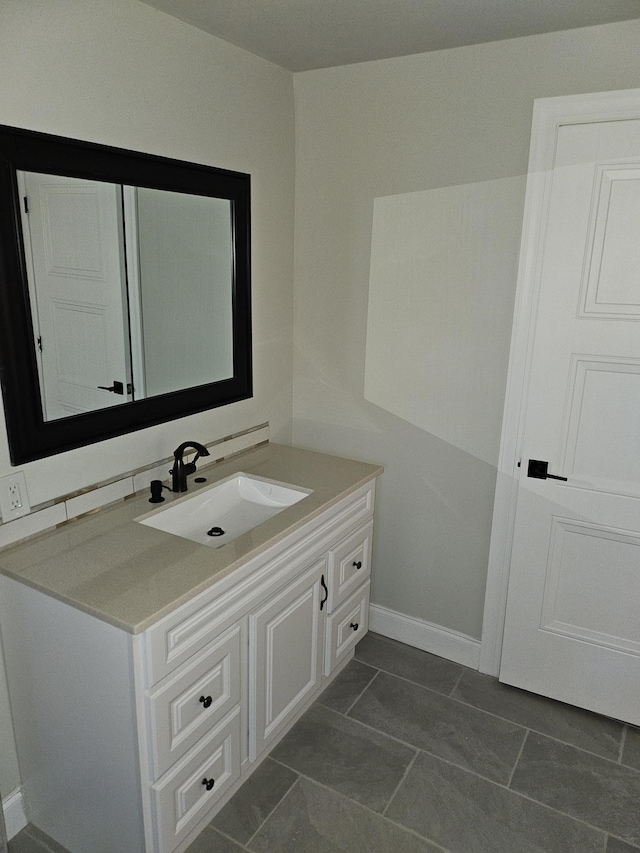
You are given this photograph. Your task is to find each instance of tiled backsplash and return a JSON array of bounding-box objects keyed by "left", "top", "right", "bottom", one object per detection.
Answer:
[{"left": 0, "top": 423, "right": 269, "bottom": 551}]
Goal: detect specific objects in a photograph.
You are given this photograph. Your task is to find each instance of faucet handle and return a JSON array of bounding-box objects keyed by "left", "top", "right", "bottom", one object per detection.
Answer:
[{"left": 184, "top": 446, "right": 209, "bottom": 474}]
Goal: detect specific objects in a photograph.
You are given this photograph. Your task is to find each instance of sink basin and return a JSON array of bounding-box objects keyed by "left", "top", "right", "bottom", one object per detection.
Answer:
[{"left": 137, "top": 473, "right": 311, "bottom": 547}]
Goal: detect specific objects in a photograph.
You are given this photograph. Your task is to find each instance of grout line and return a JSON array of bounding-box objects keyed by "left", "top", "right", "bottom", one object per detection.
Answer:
[
  {"left": 606, "top": 833, "right": 640, "bottom": 852},
  {"left": 506, "top": 728, "right": 529, "bottom": 788},
  {"left": 359, "top": 665, "right": 470, "bottom": 701},
  {"left": 244, "top": 774, "right": 301, "bottom": 849},
  {"left": 207, "top": 825, "right": 253, "bottom": 852},
  {"left": 618, "top": 725, "right": 628, "bottom": 764},
  {"left": 246, "top": 758, "right": 300, "bottom": 845},
  {"left": 382, "top": 748, "right": 419, "bottom": 817},
  {"left": 340, "top": 667, "right": 380, "bottom": 716},
  {"left": 448, "top": 666, "right": 466, "bottom": 697}
]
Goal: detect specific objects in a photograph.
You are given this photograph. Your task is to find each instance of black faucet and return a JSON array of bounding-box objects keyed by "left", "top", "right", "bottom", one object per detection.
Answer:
[{"left": 171, "top": 441, "right": 210, "bottom": 493}]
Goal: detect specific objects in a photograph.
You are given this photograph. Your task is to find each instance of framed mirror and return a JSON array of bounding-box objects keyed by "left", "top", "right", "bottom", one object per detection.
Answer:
[{"left": 0, "top": 125, "right": 252, "bottom": 464}]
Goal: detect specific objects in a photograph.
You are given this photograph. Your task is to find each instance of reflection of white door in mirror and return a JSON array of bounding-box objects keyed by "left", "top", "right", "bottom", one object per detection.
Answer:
[
  {"left": 19, "top": 171, "right": 132, "bottom": 420},
  {"left": 128, "top": 187, "right": 235, "bottom": 398}
]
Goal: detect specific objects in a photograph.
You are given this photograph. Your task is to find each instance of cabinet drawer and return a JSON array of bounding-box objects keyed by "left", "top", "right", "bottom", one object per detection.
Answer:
[
  {"left": 147, "top": 624, "right": 242, "bottom": 780},
  {"left": 325, "top": 581, "right": 370, "bottom": 676},
  {"left": 151, "top": 707, "right": 241, "bottom": 853},
  {"left": 327, "top": 521, "right": 372, "bottom": 612}
]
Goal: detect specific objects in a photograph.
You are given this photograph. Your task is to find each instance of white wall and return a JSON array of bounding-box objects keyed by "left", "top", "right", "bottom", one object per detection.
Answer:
[
  {"left": 292, "top": 20, "right": 640, "bottom": 646},
  {"left": 0, "top": 0, "right": 295, "bottom": 800}
]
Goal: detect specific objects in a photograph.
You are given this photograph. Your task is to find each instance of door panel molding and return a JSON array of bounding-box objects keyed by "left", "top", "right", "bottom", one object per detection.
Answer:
[
  {"left": 479, "top": 87, "right": 640, "bottom": 677},
  {"left": 581, "top": 164, "right": 640, "bottom": 318},
  {"left": 540, "top": 517, "right": 640, "bottom": 654}
]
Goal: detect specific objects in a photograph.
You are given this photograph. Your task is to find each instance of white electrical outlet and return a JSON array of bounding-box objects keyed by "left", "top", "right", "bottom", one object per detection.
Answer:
[{"left": 0, "top": 472, "right": 31, "bottom": 522}]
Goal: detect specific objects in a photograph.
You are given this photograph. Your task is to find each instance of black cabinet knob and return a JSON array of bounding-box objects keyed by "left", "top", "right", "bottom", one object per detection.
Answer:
[
  {"left": 353, "top": 561, "right": 362, "bottom": 570},
  {"left": 199, "top": 695, "right": 212, "bottom": 708},
  {"left": 350, "top": 622, "right": 359, "bottom": 631},
  {"left": 202, "top": 778, "right": 215, "bottom": 791}
]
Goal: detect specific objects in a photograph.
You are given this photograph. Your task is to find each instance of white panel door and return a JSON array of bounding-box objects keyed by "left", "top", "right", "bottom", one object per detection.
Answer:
[
  {"left": 500, "top": 113, "right": 640, "bottom": 725},
  {"left": 21, "top": 172, "right": 132, "bottom": 419}
]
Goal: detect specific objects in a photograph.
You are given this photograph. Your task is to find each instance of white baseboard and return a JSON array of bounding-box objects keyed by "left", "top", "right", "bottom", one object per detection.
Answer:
[
  {"left": 368, "top": 604, "right": 481, "bottom": 670},
  {"left": 3, "top": 787, "right": 27, "bottom": 840}
]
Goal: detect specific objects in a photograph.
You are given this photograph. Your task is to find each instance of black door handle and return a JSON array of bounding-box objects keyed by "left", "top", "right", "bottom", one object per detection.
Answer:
[
  {"left": 97, "top": 380, "right": 124, "bottom": 395},
  {"left": 527, "top": 459, "right": 567, "bottom": 481}
]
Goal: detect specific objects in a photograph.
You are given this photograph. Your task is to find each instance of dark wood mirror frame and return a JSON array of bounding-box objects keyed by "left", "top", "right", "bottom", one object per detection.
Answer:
[{"left": 0, "top": 125, "right": 252, "bottom": 464}]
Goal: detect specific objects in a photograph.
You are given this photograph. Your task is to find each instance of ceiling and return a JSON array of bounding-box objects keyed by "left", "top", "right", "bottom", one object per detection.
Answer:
[{"left": 139, "top": 0, "right": 640, "bottom": 71}]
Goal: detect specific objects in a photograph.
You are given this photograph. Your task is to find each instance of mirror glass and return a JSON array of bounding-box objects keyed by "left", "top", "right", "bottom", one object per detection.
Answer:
[{"left": 0, "top": 126, "right": 252, "bottom": 463}]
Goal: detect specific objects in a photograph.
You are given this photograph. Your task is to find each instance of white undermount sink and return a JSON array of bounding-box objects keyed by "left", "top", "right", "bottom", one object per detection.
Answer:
[{"left": 137, "top": 473, "right": 311, "bottom": 547}]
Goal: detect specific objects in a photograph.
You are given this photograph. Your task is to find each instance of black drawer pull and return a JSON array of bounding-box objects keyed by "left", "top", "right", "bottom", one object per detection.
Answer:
[
  {"left": 202, "top": 778, "right": 215, "bottom": 791},
  {"left": 353, "top": 561, "right": 362, "bottom": 570},
  {"left": 350, "top": 622, "right": 359, "bottom": 631},
  {"left": 199, "top": 695, "right": 212, "bottom": 708}
]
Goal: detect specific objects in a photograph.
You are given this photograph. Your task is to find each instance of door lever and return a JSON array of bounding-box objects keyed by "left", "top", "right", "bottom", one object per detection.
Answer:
[
  {"left": 527, "top": 459, "right": 567, "bottom": 481},
  {"left": 98, "top": 381, "right": 124, "bottom": 395}
]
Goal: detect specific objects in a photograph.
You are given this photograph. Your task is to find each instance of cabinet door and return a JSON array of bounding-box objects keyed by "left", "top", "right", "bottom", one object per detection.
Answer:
[{"left": 249, "top": 558, "right": 326, "bottom": 760}]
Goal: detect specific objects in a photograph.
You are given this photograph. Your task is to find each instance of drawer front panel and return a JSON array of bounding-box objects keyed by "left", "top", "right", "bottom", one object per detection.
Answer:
[
  {"left": 147, "top": 625, "right": 242, "bottom": 780},
  {"left": 151, "top": 708, "right": 241, "bottom": 853},
  {"left": 145, "top": 584, "right": 249, "bottom": 688},
  {"left": 327, "top": 521, "right": 373, "bottom": 612},
  {"left": 325, "top": 581, "right": 370, "bottom": 676}
]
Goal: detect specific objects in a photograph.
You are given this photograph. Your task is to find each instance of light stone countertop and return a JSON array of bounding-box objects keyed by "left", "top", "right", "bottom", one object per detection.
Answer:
[{"left": 0, "top": 444, "right": 382, "bottom": 634}]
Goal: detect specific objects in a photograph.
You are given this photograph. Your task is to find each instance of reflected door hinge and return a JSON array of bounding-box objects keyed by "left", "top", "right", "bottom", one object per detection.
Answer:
[
  {"left": 37, "top": 336, "right": 42, "bottom": 352},
  {"left": 23, "top": 196, "right": 29, "bottom": 215}
]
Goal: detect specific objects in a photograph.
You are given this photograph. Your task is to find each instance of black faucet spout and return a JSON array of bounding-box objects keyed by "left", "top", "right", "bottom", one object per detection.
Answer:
[{"left": 171, "top": 441, "right": 210, "bottom": 493}]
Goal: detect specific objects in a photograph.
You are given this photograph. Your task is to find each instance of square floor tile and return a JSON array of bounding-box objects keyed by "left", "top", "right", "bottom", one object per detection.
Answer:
[
  {"left": 248, "top": 777, "right": 441, "bottom": 853},
  {"left": 453, "top": 669, "right": 623, "bottom": 760},
  {"left": 349, "top": 670, "right": 526, "bottom": 783},
  {"left": 511, "top": 732, "right": 640, "bottom": 846},
  {"left": 386, "top": 750, "right": 606, "bottom": 853},
  {"left": 355, "top": 632, "right": 462, "bottom": 694},
  {"left": 270, "top": 702, "right": 416, "bottom": 812}
]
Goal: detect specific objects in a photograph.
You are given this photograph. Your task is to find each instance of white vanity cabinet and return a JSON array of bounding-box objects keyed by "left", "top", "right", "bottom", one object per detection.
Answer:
[{"left": 0, "top": 475, "right": 376, "bottom": 853}]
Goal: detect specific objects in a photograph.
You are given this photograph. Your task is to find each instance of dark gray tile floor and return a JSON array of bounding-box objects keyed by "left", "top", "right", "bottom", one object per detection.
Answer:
[{"left": 10, "top": 632, "right": 640, "bottom": 853}]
